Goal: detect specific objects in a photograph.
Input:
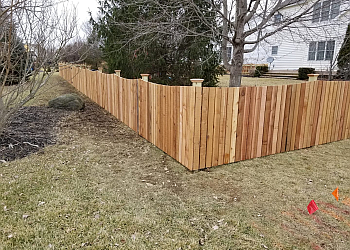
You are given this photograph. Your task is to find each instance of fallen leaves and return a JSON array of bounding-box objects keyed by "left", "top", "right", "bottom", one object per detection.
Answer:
[
  {"left": 131, "top": 233, "right": 137, "bottom": 241},
  {"left": 38, "top": 201, "right": 46, "bottom": 206}
]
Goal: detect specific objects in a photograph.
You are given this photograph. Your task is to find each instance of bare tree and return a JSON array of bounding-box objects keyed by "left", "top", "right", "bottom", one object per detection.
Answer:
[
  {"left": 98, "top": 0, "right": 349, "bottom": 86},
  {"left": 60, "top": 21, "right": 103, "bottom": 70},
  {"left": 0, "top": 0, "right": 77, "bottom": 134},
  {"left": 325, "top": 34, "right": 348, "bottom": 80}
]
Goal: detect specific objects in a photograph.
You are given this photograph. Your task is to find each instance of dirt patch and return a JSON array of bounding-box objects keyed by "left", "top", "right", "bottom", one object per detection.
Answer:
[
  {"left": 58, "top": 100, "right": 185, "bottom": 194},
  {"left": 59, "top": 100, "right": 140, "bottom": 142},
  {"left": 0, "top": 106, "right": 70, "bottom": 161}
]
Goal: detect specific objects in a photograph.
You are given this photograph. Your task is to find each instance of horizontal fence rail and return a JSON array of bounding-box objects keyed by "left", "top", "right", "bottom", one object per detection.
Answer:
[{"left": 59, "top": 65, "right": 350, "bottom": 171}]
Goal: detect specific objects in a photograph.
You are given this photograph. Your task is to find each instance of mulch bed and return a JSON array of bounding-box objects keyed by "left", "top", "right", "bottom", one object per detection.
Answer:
[{"left": 0, "top": 106, "right": 71, "bottom": 162}]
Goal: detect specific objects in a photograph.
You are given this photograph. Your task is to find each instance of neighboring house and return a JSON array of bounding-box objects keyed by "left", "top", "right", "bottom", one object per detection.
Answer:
[{"left": 227, "top": 0, "right": 350, "bottom": 71}]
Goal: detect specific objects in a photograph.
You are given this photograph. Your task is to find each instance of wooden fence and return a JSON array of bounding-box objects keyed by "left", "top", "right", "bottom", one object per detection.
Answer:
[
  {"left": 241, "top": 64, "right": 268, "bottom": 75},
  {"left": 59, "top": 65, "right": 350, "bottom": 171}
]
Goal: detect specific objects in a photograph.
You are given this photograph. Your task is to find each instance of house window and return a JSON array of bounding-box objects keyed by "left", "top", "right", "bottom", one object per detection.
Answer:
[
  {"left": 321, "top": 1, "right": 331, "bottom": 21},
  {"left": 271, "top": 46, "right": 278, "bottom": 55},
  {"left": 312, "top": 0, "right": 340, "bottom": 23},
  {"left": 274, "top": 13, "right": 282, "bottom": 24},
  {"left": 331, "top": 0, "right": 341, "bottom": 19},
  {"left": 312, "top": 2, "right": 322, "bottom": 22},
  {"left": 308, "top": 42, "right": 317, "bottom": 60},
  {"left": 308, "top": 40, "right": 335, "bottom": 61},
  {"left": 325, "top": 40, "right": 335, "bottom": 60},
  {"left": 317, "top": 41, "right": 326, "bottom": 60}
]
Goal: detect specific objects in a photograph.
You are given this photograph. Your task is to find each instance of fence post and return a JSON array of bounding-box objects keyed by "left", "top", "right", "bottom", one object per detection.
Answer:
[
  {"left": 307, "top": 74, "right": 319, "bottom": 82},
  {"left": 141, "top": 74, "right": 150, "bottom": 82},
  {"left": 115, "top": 70, "right": 121, "bottom": 77},
  {"left": 190, "top": 79, "right": 204, "bottom": 87}
]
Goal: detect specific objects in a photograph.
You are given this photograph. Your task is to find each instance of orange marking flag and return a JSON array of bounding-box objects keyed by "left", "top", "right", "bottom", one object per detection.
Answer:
[
  {"left": 307, "top": 200, "right": 319, "bottom": 215},
  {"left": 332, "top": 187, "right": 339, "bottom": 201}
]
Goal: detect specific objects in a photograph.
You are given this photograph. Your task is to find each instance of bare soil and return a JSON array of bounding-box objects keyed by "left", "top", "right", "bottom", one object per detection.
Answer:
[{"left": 0, "top": 107, "right": 70, "bottom": 161}]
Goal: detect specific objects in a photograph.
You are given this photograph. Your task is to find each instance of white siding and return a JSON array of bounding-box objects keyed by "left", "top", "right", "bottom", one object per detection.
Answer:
[
  {"left": 238, "top": 0, "right": 350, "bottom": 71},
  {"left": 245, "top": 32, "right": 346, "bottom": 71}
]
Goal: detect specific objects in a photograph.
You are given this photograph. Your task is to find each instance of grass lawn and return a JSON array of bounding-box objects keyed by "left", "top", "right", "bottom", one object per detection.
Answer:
[
  {"left": 218, "top": 75, "right": 302, "bottom": 87},
  {"left": 1, "top": 73, "right": 350, "bottom": 249}
]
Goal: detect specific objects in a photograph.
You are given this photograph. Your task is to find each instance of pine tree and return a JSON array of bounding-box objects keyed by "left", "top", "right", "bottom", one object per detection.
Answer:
[
  {"left": 92, "top": 0, "right": 224, "bottom": 86},
  {"left": 337, "top": 24, "right": 350, "bottom": 80},
  {"left": 0, "top": 19, "right": 29, "bottom": 85}
]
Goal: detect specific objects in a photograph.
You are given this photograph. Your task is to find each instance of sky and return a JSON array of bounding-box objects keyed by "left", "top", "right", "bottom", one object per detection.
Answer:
[{"left": 66, "top": 0, "right": 100, "bottom": 37}]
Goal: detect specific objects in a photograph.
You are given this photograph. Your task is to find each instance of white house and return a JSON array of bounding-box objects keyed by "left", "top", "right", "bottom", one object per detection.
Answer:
[{"left": 228, "top": 0, "right": 350, "bottom": 71}]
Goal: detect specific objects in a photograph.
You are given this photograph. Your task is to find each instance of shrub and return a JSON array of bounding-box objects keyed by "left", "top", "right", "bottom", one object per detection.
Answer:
[
  {"left": 90, "top": 64, "right": 99, "bottom": 71},
  {"left": 298, "top": 67, "right": 315, "bottom": 80},
  {"left": 254, "top": 65, "right": 268, "bottom": 77}
]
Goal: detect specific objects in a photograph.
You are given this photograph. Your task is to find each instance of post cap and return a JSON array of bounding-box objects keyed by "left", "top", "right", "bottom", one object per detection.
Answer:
[
  {"left": 190, "top": 78, "right": 204, "bottom": 83},
  {"left": 141, "top": 74, "right": 150, "bottom": 82}
]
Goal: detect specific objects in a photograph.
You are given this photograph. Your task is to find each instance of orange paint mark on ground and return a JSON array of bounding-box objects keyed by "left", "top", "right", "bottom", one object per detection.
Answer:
[
  {"left": 287, "top": 208, "right": 319, "bottom": 230},
  {"left": 296, "top": 207, "right": 309, "bottom": 216},
  {"left": 342, "top": 197, "right": 350, "bottom": 207},
  {"left": 281, "top": 211, "right": 294, "bottom": 217},
  {"left": 281, "top": 223, "right": 324, "bottom": 249},
  {"left": 317, "top": 200, "right": 350, "bottom": 215},
  {"left": 311, "top": 243, "right": 323, "bottom": 250},
  {"left": 320, "top": 209, "right": 350, "bottom": 228},
  {"left": 278, "top": 208, "right": 348, "bottom": 249}
]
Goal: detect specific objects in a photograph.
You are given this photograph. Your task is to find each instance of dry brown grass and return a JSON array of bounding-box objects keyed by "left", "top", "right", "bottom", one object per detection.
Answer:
[
  {"left": 1, "top": 73, "right": 349, "bottom": 249},
  {"left": 218, "top": 74, "right": 302, "bottom": 87}
]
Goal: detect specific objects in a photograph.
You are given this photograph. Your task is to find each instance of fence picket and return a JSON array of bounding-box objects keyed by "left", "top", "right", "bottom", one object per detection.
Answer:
[
  {"left": 60, "top": 66, "right": 350, "bottom": 171},
  {"left": 276, "top": 85, "right": 287, "bottom": 153},
  {"left": 230, "top": 88, "right": 240, "bottom": 162},
  {"left": 224, "top": 88, "right": 234, "bottom": 164},
  {"left": 218, "top": 88, "right": 228, "bottom": 165},
  {"left": 235, "top": 87, "right": 246, "bottom": 162}
]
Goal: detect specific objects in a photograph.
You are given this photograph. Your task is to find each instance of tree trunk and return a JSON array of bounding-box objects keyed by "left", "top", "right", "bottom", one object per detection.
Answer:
[{"left": 229, "top": 43, "right": 244, "bottom": 87}]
